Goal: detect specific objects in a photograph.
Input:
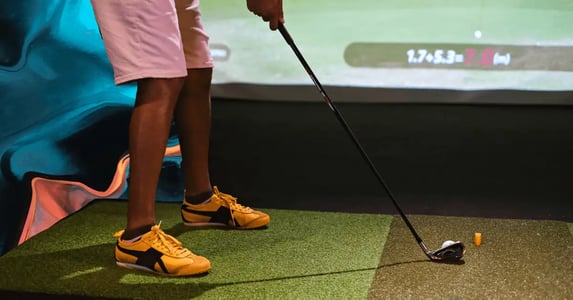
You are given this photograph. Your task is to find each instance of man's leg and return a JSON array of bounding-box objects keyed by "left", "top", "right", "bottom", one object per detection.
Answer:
[
  {"left": 91, "top": 0, "right": 212, "bottom": 276},
  {"left": 175, "top": 0, "right": 269, "bottom": 228},
  {"left": 176, "top": 69, "right": 270, "bottom": 229},
  {"left": 116, "top": 76, "right": 212, "bottom": 277},
  {"left": 125, "top": 77, "right": 184, "bottom": 232},
  {"left": 174, "top": 68, "right": 213, "bottom": 199}
]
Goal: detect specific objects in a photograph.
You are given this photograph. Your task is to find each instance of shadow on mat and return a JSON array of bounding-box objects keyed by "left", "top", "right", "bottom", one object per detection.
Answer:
[
  {"left": 0, "top": 220, "right": 388, "bottom": 299},
  {"left": 0, "top": 241, "right": 388, "bottom": 298},
  {"left": 0, "top": 243, "right": 218, "bottom": 298}
]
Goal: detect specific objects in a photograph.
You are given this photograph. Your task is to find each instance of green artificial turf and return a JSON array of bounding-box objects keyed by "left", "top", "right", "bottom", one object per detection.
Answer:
[
  {"left": 2, "top": 201, "right": 570, "bottom": 299},
  {"left": 0, "top": 201, "right": 392, "bottom": 299},
  {"left": 369, "top": 215, "right": 573, "bottom": 299}
]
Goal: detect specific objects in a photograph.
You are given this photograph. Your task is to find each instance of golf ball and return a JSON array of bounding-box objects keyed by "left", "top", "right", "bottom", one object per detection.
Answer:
[
  {"left": 474, "top": 30, "right": 482, "bottom": 39},
  {"left": 441, "top": 240, "right": 455, "bottom": 248}
]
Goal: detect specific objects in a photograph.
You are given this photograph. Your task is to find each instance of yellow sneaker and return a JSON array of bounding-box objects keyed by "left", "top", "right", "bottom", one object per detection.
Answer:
[
  {"left": 181, "top": 186, "right": 270, "bottom": 229},
  {"left": 114, "top": 224, "right": 210, "bottom": 276}
]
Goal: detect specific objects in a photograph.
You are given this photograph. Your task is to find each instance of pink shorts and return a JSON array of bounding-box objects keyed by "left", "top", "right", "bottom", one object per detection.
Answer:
[{"left": 91, "top": 0, "right": 213, "bottom": 85}]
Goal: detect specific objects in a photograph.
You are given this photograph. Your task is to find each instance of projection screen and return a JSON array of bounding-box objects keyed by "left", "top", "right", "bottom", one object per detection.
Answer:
[{"left": 200, "top": 0, "right": 573, "bottom": 104}]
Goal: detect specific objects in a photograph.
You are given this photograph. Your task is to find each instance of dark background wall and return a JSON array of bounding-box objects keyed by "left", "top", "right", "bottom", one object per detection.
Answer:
[{"left": 209, "top": 99, "right": 573, "bottom": 221}]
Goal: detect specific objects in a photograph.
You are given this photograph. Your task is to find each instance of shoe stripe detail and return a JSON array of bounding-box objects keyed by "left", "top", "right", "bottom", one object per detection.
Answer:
[
  {"left": 182, "top": 204, "right": 243, "bottom": 227},
  {"left": 116, "top": 242, "right": 169, "bottom": 274}
]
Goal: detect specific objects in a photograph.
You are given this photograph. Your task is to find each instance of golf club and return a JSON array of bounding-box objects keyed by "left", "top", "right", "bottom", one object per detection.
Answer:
[{"left": 278, "top": 23, "right": 465, "bottom": 262}]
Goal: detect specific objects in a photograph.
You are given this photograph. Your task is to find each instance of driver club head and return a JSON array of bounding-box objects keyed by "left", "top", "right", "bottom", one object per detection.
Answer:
[{"left": 429, "top": 241, "right": 466, "bottom": 262}]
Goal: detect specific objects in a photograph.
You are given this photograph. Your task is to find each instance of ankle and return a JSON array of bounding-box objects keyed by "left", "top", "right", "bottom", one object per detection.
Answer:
[
  {"left": 185, "top": 190, "right": 213, "bottom": 205},
  {"left": 122, "top": 224, "right": 154, "bottom": 240}
]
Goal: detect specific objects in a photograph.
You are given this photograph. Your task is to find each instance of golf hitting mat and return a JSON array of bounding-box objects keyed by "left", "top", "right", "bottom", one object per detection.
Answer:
[
  {"left": 370, "top": 215, "right": 573, "bottom": 299},
  {"left": 0, "top": 201, "right": 571, "bottom": 299}
]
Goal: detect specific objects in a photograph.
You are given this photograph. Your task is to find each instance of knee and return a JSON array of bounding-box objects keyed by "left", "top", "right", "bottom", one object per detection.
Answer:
[
  {"left": 136, "top": 77, "right": 186, "bottom": 107},
  {"left": 139, "top": 77, "right": 185, "bottom": 95},
  {"left": 180, "top": 68, "right": 213, "bottom": 98}
]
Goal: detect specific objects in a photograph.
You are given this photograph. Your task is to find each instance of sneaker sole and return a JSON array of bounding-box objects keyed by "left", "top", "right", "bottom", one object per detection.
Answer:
[
  {"left": 182, "top": 219, "right": 269, "bottom": 229},
  {"left": 116, "top": 261, "right": 210, "bottom": 277}
]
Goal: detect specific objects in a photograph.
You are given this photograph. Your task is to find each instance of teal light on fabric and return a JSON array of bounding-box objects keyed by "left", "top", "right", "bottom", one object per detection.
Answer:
[{"left": 0, "top": 1, "right": 139, "bottom": 254}]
